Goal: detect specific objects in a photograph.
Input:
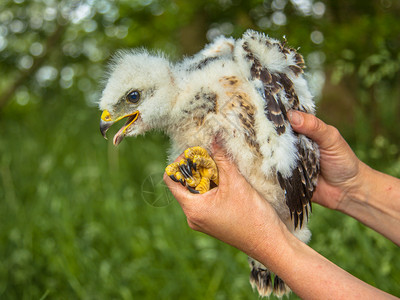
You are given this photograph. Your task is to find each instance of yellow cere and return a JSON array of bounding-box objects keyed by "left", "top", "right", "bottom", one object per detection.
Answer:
[{"left": 101, "top": 110, "right": 112, "bottom": 122}]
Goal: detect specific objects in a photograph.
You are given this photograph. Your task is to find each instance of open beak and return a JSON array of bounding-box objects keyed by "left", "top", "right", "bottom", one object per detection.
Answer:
[{"left": 100, "top": 109, "right": 140, "bottom": 145}]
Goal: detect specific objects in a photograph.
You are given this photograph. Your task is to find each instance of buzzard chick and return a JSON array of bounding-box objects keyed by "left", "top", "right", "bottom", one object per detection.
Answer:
[{"left": 99, "top": 30, "right": 319, "bottom": 298}]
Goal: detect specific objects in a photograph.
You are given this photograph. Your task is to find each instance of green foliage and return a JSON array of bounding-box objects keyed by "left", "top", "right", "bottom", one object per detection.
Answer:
[{"left": 0, "top": 0, "right": 399, "bottom": 299}]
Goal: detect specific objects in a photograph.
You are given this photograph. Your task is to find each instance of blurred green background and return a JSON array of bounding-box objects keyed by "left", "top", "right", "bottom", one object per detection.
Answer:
[{"left": 0, "top": 0, "right": 399, "bottom": 299}]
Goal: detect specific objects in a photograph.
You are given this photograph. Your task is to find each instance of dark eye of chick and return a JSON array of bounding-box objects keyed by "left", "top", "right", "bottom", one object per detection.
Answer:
[{"left": 126, "top": 90, "right": 140, "bottom": 104}]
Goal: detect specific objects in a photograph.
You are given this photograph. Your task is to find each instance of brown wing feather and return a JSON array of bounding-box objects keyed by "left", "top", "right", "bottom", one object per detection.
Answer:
[
  {"left": 277, "top": 137, "right": 319, "bottom": 228},
  {"left": 242, "top": 39, "right": 320, "bottom": 228}
]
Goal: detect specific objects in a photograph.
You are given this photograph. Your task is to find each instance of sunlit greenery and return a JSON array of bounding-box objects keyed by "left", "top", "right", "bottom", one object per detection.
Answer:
[{"left": 0, "top": 0, "right": 399, "bottom": 299}]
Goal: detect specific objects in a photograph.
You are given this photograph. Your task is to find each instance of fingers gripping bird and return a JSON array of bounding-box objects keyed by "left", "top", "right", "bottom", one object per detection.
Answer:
[{"left": 99, "top": 30, "right": 319, "bottom": 298}]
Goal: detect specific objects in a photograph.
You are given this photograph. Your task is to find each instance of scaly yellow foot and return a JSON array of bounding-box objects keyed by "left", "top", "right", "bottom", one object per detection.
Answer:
[{"left": 165, "top": 146, "right": 219, "bottom": 194}]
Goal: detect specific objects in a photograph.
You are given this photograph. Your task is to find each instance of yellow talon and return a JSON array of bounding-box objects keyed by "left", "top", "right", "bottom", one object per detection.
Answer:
[
  {"left": 175, "top": 172, "right": 184, "bottom": 181},
  {"left": 166, "top": 146, "right": 219, "bottom": 194},
  {"left": 196, "top": 177, "right": 211, "bottom": 194}
]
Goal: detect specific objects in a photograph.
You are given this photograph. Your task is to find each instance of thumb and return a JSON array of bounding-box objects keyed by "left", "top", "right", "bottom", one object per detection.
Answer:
[
  {"left": 210, "top": 142, "right": 234, "bottom": 167},
  {"left": 210, "top": 143, "right": 240, "bottom": 182},
  {"left": 210, "top": 142, "right": 229, "bottom": 160},
  {"left": 288, "top": 110, "right": 340, "bottom": 150}
]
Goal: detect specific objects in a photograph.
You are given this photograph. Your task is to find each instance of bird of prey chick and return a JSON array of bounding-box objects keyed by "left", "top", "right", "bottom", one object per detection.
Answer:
[{"left": 99, "top": 29, "right": 319, "bottom": 298}]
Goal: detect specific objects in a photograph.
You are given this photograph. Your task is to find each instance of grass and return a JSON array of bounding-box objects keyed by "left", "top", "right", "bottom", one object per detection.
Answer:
[{"left": 0, "top": 97, "right": 399, "bottom": 299}]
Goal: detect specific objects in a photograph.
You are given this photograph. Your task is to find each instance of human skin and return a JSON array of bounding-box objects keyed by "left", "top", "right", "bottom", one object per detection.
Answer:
[
  {"left": 164, "top": 111, "right": 400, "bottom": 299},
  {"left": 289, "top": 111, "right": 400, "bottom": 246}
]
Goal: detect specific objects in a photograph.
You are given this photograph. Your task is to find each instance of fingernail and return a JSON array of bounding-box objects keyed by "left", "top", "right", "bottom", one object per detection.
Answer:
[{"left": 289, "top": 111, "right": 303, "bottom": 126}]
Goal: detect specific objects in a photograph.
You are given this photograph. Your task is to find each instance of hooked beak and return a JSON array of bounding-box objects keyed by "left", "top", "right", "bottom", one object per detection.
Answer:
[
  {"left": 100, "top": 110, "right": 114, "bottom": 139},
  {"left": 100, "top": 109, "right": 140, "bottom": 145}
]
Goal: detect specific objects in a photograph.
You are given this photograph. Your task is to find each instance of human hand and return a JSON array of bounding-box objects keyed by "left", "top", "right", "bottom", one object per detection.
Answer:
[
  {"left": 163, "top": 144, "right": 288, "bottom": 258},
  {"left": 288, "top": 111, "right": 365, "bottom": 210}
]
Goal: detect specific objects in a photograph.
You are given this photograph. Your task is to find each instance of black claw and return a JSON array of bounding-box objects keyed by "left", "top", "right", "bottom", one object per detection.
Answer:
[
  {"left": 210, "top": 181, "right": 218, "bottom": 189},
  {"left": 187, "top": 186, "right": 200, "bottom": 194},
  {"left": 192, "top": 163, "right": 197, "bottom": 171},
  {"left": 186, "top": 162, "right": 193, "bottom": 176},
  {"left": 179, "top": 179, "right": 185, "bottom": 186},
  {"left": 178, "top": 164, "right": 189, "bottom": 178},
  {"left": 169, "top": 175, "right": 179, "bottom": 182},
  {"left": 179, "top": 163, "right": 192, "bottom": 178},
  {"left": 187, "top": 159, "right": 194, "bottom": 172}
]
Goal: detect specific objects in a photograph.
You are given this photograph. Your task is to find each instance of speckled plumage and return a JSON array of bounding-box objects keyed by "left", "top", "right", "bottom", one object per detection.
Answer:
[{"left": 99, "top": 30, "right": 319, "bottom": 298}]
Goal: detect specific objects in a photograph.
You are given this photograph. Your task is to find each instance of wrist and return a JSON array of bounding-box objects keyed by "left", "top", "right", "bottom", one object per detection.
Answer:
[
  {"left": 336, "top": 161, "right": 380, "bottom": 222},
  {"left": 248, "top": 220, "right": 296, "bottom": 272},
  {"left": 336, "top": 160, "right": 370, "bottom": 214}
]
